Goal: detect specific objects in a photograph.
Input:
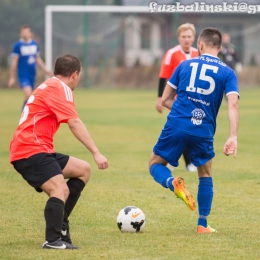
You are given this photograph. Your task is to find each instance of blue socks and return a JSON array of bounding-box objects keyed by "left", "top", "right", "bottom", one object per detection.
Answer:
[
  {"left": 150, "top": 165, "right": 214, "bottom": 228},
  {"left": 197, "top": 177, "right": 213, "bottom": 227},
  {"left": 149, "top": 164, "right": 174, "bottom": 192}
]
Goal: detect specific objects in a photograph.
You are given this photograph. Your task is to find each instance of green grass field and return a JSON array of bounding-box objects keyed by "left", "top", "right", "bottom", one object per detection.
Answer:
[{"left": 0, "top": 87, "right": 260, "bottom": 260}]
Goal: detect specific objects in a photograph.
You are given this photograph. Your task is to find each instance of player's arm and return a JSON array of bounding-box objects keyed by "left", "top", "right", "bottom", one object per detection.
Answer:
[
  {"left": 67, "top": 118, "right": 109, "bottom": 169},
  {"left": 36, "top": 56, "right": 53, "bottom": 77},
  {"left": 156, "top": 50, "right": 174, "bottom": 113},
  {"left": 161, "top": 84, "right": 176, "bottom": 110},
  {"left": 8, "top": 55, "right": 19, "bottom": 88},
  {"left": 223, "top": 93, "right": 239, "bottom": 157}
]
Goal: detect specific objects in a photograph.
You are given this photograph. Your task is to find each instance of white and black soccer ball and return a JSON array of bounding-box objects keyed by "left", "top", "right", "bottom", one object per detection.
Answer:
[{"left": 117, "top": 206, "right": 146, "bottom": 232}]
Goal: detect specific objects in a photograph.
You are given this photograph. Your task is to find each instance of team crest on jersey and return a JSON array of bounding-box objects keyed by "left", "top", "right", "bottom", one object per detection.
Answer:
[{"left": 191, "top": 108, "right": 205, "bottom": 125}]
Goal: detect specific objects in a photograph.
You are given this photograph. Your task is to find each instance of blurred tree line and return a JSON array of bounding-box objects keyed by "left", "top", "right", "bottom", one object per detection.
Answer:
[{"left": 0, "top": 0, "right": 114, "bottom": 68}]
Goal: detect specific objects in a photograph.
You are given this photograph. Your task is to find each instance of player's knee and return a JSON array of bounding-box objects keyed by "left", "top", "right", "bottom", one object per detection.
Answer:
[
  {"left": 149, "top": 163, "right": 158, "bottom": 177},
  {"left": 53, "top": 182, "right": 70, "bottom": 201},
  {"left": 23, "top": 88, "right": 33, "bottom": 100},
  {"left": 81, "top": 161, "right": 91, "bottom": 183},
  {"left": 48, "top": 183, "right": 70, "bottom": 202},
  {"left": 149, "top": 154, "right": 160, "bottom": 176},
  {"left": 149, "top": 153, "right": 156, "bottom": 168},
  {"left": 67, "top": 178, "right": 85, "bottom": 197},
  {"left": 61, "top": 183, "right": 70, "bottom": 201},
  {"left": 198, "top": 168, "right": 211, "bottom": 178}
]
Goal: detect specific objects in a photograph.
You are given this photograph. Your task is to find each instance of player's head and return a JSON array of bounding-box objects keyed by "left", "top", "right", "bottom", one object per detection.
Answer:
[
  {"left": 177, "top": 23, "right": 196, "bottom": 52},
  {"left": 20, "top": 25, "right": 32, "bottom": 41},
  {"left": 197, "top": 27, "right": 222, "bottom": 56},
  {"left": 54, "top": 55, "right": 82, "bottom": 90},
  {"left": 222, "top": 33, "right": 231, "bottom": 45}
]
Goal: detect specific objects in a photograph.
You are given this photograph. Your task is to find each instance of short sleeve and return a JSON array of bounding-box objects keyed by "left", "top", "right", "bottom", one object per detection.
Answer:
[
  {"left": 167, "top": 64, "right": 181, "bottom": 89},
  {"left": 12, "top": 42, "right": 20, "bottom": 57},
  {"left": 159, "top": 52, "right": 174, "bottom": 79},
  {"left": 159, "top": 62, "right": 173, "bottom": 79},
  {"left": 46, "top": 85, "right": 79, "bottom": 123},
  {"left": 225, "top": 70, "right": 240, "bottom": 98}
]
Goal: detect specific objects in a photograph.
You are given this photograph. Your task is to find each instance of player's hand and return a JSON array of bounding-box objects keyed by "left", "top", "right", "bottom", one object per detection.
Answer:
[
  {"left": 223, "top": 137, "right": 237, "bottom": 157},
  {"left": 8, "top": 77, "right": 15, "bottom": 88},
  {"left": 156, "top": 97, "right": 163, "bottom": 113},
  {"left": 93, "top": 152, "right": 109, "bottom": 170}
]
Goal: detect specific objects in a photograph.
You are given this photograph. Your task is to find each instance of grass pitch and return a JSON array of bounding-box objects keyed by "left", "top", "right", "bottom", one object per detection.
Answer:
[{"left": 0, "top": 87, "right": 260, "bottom": 260}]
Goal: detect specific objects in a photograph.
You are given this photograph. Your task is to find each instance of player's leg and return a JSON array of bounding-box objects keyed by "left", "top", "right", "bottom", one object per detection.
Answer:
[
  {"left": 21, "top": 86, "right": 32, "bottom": 109},
  {"left": 22, "top": 86, "right": 33, "bottom": 99},
  {"left": 149, "top": 153, "right": 196, "bottom": 211},
  {"left": 19, "top": 77, "right": 35, "bottom": 109},
  {"left": 40, "top": 175, "right": 72, "bottom": 246},
  {"left": 149, "top": 122, "right": 182, "bottom": 192},
  {"left": 61, "top": 155, "right": 90, "bottom": 220},
  {"left": 183, "top": 148, "right": 197, "bottom": 172},
  {"left": 57, "top": 154, "right": 91, "bottom": 244},
  {"left": 196, "top": 160, "right": 216, "bottom": 233},
  {"left": 188, "top": 136, "right": 216, "bottom": 233},
  {"left": 38, "top": 157, "right": 81, "bottom": 248},
  {"left": 149, "top": 125, "right": 196, "bottom": 210},
  {"left": 149, "top": 153, "right": 174, "bottom": 190},
  {"left": 13, "top": 153, "right": 78, "bottom": 249}
]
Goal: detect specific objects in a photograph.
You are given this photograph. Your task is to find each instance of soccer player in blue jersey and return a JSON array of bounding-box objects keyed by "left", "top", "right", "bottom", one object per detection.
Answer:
[
  {"left": 8, "top": 25, "right": 52, "bottom": 109},
  {"left": 149, "top": 27, "right": 239, "bottom": 233}
]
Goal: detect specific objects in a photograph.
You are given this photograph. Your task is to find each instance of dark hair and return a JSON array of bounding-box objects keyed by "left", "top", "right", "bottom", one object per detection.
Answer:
[
  {"left": 54, "top": 55, "right": 81, "bottom": 77},
  {"left": 198, "top": 27, "right": 222, "bottom": 49},
  {"left": 20, "top": 25, "right": 30, "bottom": 31}
]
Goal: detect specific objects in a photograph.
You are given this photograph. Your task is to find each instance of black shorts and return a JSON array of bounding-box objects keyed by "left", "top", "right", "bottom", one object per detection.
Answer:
[{"left": 12, "top": 153, "right": 69, "bottom": 193}]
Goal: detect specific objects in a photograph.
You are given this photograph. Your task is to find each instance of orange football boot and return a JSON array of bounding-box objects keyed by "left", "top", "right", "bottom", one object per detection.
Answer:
[
  {"left": 172, "top": 177, "right": 196, "bottom": 211},
  {"left": 197, "top": 225, "right": 217, "bottom": 234}
]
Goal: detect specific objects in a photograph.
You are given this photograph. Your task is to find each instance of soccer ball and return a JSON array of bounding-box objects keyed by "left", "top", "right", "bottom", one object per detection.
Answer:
[{"left": 117, "top": 206, "right": 146, "bottom": 232}]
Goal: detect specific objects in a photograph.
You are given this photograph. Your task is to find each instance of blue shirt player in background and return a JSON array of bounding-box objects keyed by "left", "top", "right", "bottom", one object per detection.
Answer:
[
  {"left": 149, "top": 27, "right": 239, "bottom": 234},
  {"left": 8, "top": 25, "right": 52, "bottom": 108}
]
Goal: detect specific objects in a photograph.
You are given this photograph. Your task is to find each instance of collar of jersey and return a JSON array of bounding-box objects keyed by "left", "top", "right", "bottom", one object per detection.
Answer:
[
  {"left": 19, "top": 38, "right": 32, "bottom": 44},
  {"left": 178, "top": 45, "right": 191, "bottom": 54},
  {"left": 52, "top": 76, "right": 70, "bottom": 89},
  {"left": 202, "top": 53, "right": 219, "bottom": 59}
]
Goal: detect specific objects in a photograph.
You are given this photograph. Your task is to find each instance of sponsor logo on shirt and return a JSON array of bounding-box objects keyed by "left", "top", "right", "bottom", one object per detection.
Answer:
[
  {"left": 20, "top": 45, "right": 37, "bottom": 56},
  {"left": 188, "top": 96, "right": 210, "bottom": 106}
]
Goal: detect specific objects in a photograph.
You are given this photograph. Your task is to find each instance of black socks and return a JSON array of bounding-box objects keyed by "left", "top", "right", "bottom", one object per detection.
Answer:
[
  {"left": 44, "top": 178, "right": 85, "bottom": 242},
  {"left": 44, "top": 197, "right": 64, "bottom": 242},
  {"left": 64, "top": 178, "right": 85, "bottom": 222}
]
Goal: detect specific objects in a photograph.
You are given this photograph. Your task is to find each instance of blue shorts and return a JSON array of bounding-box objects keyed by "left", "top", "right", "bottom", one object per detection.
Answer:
[
  {"left": 153, "top": 121, "right": 215, "bottom": 167},
  {"left": 18, "top": 76, "right": 35, "bottom": 90}
]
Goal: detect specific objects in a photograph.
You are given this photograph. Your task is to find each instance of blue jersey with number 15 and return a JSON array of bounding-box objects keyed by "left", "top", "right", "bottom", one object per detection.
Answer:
[{"left": 167, "top": 54, "right": 239, "bottom": 138}]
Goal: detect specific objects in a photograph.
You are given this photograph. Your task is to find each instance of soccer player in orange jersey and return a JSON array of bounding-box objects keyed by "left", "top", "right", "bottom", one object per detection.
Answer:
[
  {"left": 155, "top": 23, "right": 198, "bottom": 172},
  {"left": 10, "top": 55, "right": 109, "bottom": 249}
]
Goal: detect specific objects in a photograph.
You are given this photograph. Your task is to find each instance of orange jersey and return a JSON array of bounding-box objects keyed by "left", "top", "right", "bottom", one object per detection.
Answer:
[
  {"left": 10, "top": 77, "right": 79, "bottom": 162},
  {"left": 159, "top": 45, "right": 198, "bottom": 79}
]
